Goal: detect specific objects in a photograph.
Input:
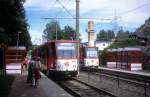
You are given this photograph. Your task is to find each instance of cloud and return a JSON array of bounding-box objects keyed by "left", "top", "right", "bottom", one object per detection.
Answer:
[
  {"left": 29, "top": 29, "right": 43, "bottom": 45},
  {"left": 24, "top": 0, "right": 150, "bottom": 42},
  {"left": 24, "top": 0, "right": 75, "bottom": 11}
]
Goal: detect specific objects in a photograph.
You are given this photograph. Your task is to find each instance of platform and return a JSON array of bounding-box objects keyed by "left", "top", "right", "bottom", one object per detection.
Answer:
[
  {"left": 98, "top": 67, "right": 150, "bottom": 77},
  {"left": 8, "top": 71, "right": 73, "bottom": 97}
]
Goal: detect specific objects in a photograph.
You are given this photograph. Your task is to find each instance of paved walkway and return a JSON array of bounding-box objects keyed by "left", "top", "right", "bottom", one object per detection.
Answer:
[{"left": 8, "top": 71, "right": 73, "bottom": 97}]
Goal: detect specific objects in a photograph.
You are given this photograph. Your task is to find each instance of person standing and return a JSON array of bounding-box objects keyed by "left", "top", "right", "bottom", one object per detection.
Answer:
[
  {"left": 22, "top": 56, "right": 29, "bottom": 71},
  {"left": 26, "top": 56, "right": 35, "bottom": 83},
  {"left": 33, "top": 57, "right": 41, "bottom": 88}
]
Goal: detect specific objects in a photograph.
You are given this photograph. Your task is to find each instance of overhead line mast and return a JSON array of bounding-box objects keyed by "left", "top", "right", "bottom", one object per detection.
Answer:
[{"left": 76, "top": 0, "right": 80, "bottom": 76}]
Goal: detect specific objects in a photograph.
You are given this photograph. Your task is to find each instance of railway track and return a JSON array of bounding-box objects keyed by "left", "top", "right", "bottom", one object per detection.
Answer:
[
  {"left": 79, "top": 67, "right": 150, "bottom": 97},
  {"left": 58, "top": 79, "right": 116, "bottom": 97}
]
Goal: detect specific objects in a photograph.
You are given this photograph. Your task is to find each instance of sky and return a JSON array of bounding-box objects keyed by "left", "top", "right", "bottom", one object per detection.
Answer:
[{"left": 24, "top": 0, "right": 150, "bottom": 44}]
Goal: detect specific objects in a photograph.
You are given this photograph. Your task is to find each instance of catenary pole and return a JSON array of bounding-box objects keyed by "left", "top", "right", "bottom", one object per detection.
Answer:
[{"left": 76, "top": 0, "right": 80, "bottom": 76}]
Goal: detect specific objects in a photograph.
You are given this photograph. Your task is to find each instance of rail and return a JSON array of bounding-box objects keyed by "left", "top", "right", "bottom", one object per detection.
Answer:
[
  {"left": 84, "top": 67, "right": 150, "bottom": 97},
  {"left": 58, "top": 79, "right": 116, "bottom": 97}
]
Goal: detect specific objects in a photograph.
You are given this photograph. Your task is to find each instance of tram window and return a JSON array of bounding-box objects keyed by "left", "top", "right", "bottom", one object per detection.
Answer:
[
  {"left": 57, "top": 50, "right": 76, "bottom": 58},
  {"left": 86, "top": 50, "right": 97, "bottom": 58},
  {"left": 128, "top": 56, "right": 143, "bottom": 62},
  {"left": 86, "top": 48, "right": 98, "bottom": 58}
]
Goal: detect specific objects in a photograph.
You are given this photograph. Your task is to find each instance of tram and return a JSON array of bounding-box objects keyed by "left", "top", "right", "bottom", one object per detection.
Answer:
[
  {"left": 80, "top": 44, "right": 99, "bottom": 67},
  {"left": 106, "top": 49, "right": 117, "bottom": 68},
  {"left": 34, "top": 40, "right": 79, "bottom": 77},
  {"left": 107, "top": 47, "right": 144, "bottom": 71}
]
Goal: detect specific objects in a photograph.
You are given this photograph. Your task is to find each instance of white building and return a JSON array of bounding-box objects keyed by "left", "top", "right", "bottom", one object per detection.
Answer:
[{"left": 95, "top": 41, "right": 113, "bottom": 51}]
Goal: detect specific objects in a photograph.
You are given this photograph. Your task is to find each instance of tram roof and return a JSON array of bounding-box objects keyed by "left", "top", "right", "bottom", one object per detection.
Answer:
[
  {"left": 48, "top": 40, "right": 80, "bottom": 43},
  {"left": 107, "top": 47, "right": 142, "bottom": 52},
  {"left": 107, "top": 49, "right": 117, "bottom": 52},
  {"left": 123, "top": 47, "right": 142, "bottom": 51}
]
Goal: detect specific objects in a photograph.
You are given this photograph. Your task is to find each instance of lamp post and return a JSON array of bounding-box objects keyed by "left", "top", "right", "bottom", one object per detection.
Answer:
[{"left": 16, "top": 31, "right": 21, "bottom": 63}]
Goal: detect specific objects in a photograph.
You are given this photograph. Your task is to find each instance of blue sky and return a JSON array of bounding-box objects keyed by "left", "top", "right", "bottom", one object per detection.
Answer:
[{"left": 24, "top": 0, "right": 150, "bottom": 44}]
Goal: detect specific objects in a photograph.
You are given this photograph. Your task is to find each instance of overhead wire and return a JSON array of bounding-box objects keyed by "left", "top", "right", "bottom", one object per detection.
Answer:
[
  {"left": 54, "top": 0, "right": 72, "bottom": 18},
  {"left": 56, "top": 0, "right": 75, "bottom": 18},
  {"left": 119, "top": 1, "right": 150, "bottom": 15},
  {"left": 42, "top": 1, "right": 150, "bottom": 23}
]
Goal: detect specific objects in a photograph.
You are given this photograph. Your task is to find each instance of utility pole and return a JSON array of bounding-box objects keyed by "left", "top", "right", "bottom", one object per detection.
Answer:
[
  {"left": 76, "top": 0, "right": 80, "bottom": 76},
  {"left": 16, "top": 32, "right": 21, "bottom": 63}
]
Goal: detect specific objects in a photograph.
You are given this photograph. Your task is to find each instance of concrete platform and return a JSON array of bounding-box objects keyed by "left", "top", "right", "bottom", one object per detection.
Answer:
[
  {"left": 98, "top": 67, "right": 150, "bottom": 76},
  {"left": 8, "top": 71, "right": 73, "bottom": 97}
]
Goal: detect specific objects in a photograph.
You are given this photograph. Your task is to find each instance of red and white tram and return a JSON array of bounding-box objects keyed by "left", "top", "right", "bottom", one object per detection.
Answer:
[
  {"left": 80, "top": 45, "right": 99, "bottom": 67},
  {"left": 107, "top": 47, "right": 144, "bottom": 71},
  {"left": 39, "top": 40, "right": 79, "bottom": 77}
]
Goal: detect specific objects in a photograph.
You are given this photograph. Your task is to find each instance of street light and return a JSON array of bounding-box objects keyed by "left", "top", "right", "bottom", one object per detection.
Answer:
[{"left": 16, "top": 31, "right": 21, "bottom": 63}]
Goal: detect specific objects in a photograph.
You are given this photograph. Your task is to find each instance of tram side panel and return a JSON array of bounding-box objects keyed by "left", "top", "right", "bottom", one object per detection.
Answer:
[
  {"left": 126, "top": 50, "right": 144, "bottom": 71},
  {"left": 107, "top": 47, "right": 144, "bottom": 71},
  {"left": 106, "top": 49, "right": 117, "bottom": 68}
]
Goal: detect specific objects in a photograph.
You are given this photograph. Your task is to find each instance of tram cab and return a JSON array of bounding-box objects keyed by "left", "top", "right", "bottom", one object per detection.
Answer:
[
  {"left": 43, "top": 40, "right": 79, "bottom": 77},
  {"left": 80, "top": 45, "right": 99, "bottom": 67}
]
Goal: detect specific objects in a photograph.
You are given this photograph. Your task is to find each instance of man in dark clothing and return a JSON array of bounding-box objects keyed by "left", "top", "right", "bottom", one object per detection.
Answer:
[{"left": 26, "top": 57, "right": 36, "bottom": 83}]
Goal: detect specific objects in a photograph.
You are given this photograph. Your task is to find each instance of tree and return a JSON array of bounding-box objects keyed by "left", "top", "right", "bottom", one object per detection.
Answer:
[
  {"left": 135, "top": 17, "right": 150, "bottom": 45},
  {"left": 108, "top": 30, "right": 115, "bottom": 39},
  {"left": 61, "top": 26, "right": 76, "bottom": 40},
  {"left": 116, "top": 30, "right": 130, "bottom": 41},
  {"left": 0, "top": 0, "right": 32, "bottom": 49},
  {"left": 43, "top": 21, "right": 77, "bottom": 40},
  {"left": 43, "top": 20, "right": 62, "bottom": 40},
  {"left": 108, "top": 38, "right": 140, "bottom": 49},
  {"left": 96, "top": 30, "right": 115, "bottom": 41}
]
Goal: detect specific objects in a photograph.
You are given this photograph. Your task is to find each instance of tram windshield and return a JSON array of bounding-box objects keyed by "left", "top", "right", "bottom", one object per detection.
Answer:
[
  {"left": 56, "top": 43, "right": 77, "bottom": 58},
  {"left": 86, "top": 47, "right": 98, "bottom": 58}
]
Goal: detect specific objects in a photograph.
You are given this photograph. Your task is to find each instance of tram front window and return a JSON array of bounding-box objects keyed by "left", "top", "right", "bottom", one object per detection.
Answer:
[
  {"left": 57, "top": 49, "right": 76, "bottom": 58},
  {"left": 56, "top": 43, "right": 77, "bottom": 58},
  {"left": 86, "top": 48, "right": 98, "bottom": 58}
]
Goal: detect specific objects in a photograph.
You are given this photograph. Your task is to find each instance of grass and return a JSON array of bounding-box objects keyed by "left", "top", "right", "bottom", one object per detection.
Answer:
[
  {"left": 143, "top": 67, "right": 150, "bottom": 73},
  {"left": 0, "top": 75, "right": 15, "bottom": 97}
]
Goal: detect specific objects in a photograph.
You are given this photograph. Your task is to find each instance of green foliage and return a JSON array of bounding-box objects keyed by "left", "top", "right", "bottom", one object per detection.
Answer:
[
  {"left": 116, "top": 30, "right": 130, "bottom": 41},
  {"left": 39, "top": 44, "right": 48, "bottom": 58},
  {"left": 135, "top": 17, "right": 150, "bottom": 45},
  {"left": 99, "top": 49, "right": 107, "bottom": 66},
  {"left": 137, "top": 17, "right": 150, "bottom": 34},
  {"left": 61, "top": 26, "right": 76, "bottom": 40},
  {"left": 43, "top": 21, "right": 76, "bottom": 40},
  {"left": 108, "top": 38, "right": 140, "bottom": 49},
  {"left": 96, "top": 30, "right": 115, "bottom": 41},
  {"left": 0, "top": 28, "right": 11, "bottom": 45},
  {"left": 43, "top": 20, "right": 62, "bottom": 40},
  {"left": 0, "top": 0, "right": 32, "bottom": 48}
]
